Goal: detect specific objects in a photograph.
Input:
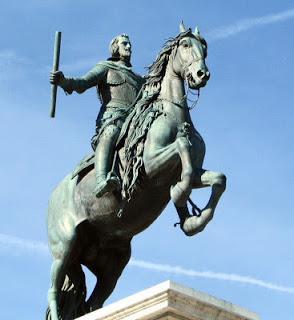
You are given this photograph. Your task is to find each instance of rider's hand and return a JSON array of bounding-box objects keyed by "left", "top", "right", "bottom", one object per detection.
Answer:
[{"left": 50, "top": 70, "right": 64, "bottom": 85}]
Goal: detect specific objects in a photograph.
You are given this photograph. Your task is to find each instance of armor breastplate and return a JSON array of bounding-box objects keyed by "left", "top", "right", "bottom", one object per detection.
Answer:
[{"left": 98, "top": 68, "right": 142, "bottom": 108}]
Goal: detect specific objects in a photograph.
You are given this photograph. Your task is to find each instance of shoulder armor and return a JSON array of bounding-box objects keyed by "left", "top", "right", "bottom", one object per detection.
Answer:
[{"left": 106, "top": 69, "right": 126, "bottom": 85}]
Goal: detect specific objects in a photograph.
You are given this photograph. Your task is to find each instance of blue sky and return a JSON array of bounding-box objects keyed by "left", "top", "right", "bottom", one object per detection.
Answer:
[{"left": 0, "top": 1, "right": 293, "bottom": 319}]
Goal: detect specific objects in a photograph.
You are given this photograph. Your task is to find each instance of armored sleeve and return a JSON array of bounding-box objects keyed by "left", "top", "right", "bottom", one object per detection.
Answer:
[{"left": 60, "top": 63, "right": 108, "bottom": 94}]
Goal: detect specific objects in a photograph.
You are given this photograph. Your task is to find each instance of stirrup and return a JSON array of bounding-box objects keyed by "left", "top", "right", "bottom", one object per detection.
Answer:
[{"left": 94, "top": 173, "right": 121, "bottom": 198}]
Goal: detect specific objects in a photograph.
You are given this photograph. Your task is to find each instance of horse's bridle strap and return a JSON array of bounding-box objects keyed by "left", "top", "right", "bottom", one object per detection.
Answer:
[{"left": 183, "top": 56, "right": 203, "bottom": 72}]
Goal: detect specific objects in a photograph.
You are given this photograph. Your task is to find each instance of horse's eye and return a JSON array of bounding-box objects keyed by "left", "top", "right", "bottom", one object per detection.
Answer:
[{"left": 182, "top": 42, "right": 189, "bottom": 48}]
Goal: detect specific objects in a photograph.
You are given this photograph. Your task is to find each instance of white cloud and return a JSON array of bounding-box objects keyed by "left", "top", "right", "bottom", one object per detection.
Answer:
[
  {"left": 207, "top": 8, "right": 294, "bottom": 41},
  {"left": 0, "top": 49, "right": 31, "bottom": 80},
  {"left": 0, "top": 233, "right": 48, "bottom": 255},
  {"left": 0, "top": 233, "right": 293, "bottom": 294},
  {"left": 0, "top": 49, "right": 30, "bottom": 67}
]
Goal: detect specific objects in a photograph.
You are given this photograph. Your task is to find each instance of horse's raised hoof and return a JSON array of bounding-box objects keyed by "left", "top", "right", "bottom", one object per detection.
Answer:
[
  {"left": 181, "top": 209, "right": 214, "bottom": 236},
  {"left": 181, "top": 216, "right": 201, "bottom": 236}
]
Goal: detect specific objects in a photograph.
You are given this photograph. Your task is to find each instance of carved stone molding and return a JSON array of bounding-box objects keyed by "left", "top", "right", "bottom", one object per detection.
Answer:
[{"left": 76, "top": 281, "right": 260, "bottom": 320}]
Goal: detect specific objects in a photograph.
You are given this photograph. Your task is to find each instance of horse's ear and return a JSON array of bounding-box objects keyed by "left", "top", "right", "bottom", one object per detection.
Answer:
[
  {"left": 194, "top": 26, "right": 200, "bottom": 36},
  {"left": 179, "top": 21, "right": 186, "bottom": 33}
]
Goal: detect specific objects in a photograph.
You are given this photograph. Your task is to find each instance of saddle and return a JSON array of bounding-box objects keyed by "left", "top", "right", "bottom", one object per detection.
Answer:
[{"left": 71, "top": 153, "right": 95, "bottom": 180}]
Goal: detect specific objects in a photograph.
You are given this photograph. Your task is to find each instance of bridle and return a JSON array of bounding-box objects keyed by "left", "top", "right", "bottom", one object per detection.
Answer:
[
  {"left": 158, "top": 87, "right": 200, "bottom": 111},
  {"left": 161, "top": 40, "right": 205, "bottom": 110}
]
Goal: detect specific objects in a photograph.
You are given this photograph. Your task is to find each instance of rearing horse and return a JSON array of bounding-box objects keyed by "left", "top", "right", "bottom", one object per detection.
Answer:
[{"left": 46, "top": 23, "right": 226, "bottom": 320}]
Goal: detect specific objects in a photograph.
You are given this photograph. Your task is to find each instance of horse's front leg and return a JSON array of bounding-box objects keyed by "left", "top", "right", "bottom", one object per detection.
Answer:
[
  {"left": 144, "top": 119, "right": 194, "bottom": 206},
  {"left": 177, "top": 169, "right": 226, "bottom": 236},
  {"left": 169, "top": 134, "right": 194, "bottom": 206}
]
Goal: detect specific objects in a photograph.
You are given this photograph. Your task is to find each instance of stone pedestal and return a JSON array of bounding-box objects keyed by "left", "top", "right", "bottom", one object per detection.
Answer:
[{"left": 77, "top": 280, "right": 260, "bottom": 320}]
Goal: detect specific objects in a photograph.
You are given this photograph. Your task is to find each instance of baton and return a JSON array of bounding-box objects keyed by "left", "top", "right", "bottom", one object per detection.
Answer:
[{"left": 50, "top": 31, "right": 62, "bottom": 118}]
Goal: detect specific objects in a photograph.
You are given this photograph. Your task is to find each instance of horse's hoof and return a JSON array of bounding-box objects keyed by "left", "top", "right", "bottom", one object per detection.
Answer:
[
  {"left": 181, "top": 216, "right": 200, "bottom": 236},
  {"left": 181, "top": 210, "right": 213, "bottom": 236}
]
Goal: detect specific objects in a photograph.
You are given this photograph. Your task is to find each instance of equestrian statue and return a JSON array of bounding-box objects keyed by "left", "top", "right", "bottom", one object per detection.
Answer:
[{"left": 47, "top": 22, "right": 226, "bottom": 320}]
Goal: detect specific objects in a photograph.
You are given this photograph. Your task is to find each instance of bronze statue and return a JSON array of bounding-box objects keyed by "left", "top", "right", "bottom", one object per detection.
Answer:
[
  {"left": 46, "top": 23, "right": 226, "bottom": 320},
  {"left": 50, "top": 34, "right": 144, "bottom": 197}
]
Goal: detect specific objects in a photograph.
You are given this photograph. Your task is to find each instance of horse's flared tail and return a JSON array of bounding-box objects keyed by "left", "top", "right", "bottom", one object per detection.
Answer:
[{"left": 46, "top": 265, "right": 89, "bottom": 320}]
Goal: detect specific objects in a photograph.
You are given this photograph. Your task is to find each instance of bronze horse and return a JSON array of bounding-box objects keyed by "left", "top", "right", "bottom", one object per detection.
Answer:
[{"left": 46, "top": 24, "right": 226, "bottom": 320}]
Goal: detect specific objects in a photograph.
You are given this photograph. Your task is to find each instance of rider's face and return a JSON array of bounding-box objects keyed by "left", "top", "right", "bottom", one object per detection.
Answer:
[{"left": 117, "top": 37, "right": 132, "bottom": 60}]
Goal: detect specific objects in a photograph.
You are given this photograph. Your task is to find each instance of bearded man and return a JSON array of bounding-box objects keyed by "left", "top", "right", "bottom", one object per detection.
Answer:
[{"left": 50, "top": 34, "right": 144, "bottom": 197}]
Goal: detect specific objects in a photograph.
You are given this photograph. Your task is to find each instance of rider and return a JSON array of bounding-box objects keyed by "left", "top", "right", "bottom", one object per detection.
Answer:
[{"left": 50, "top": 34, "right": 144, "bottom": 197}]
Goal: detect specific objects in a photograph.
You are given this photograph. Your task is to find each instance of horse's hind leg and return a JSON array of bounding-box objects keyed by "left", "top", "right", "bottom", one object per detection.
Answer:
[
  {"left": 177, "top": 169, "right": 226, "bottom": 236},
  {"left": 86, "top": 242, "right": 131, "bottom": 311},
  {"left": 47, "top": 258, "right": 67, "bottom": 320},
  {"left": 47, "top": 233, "right": 79, "bottom": 320},
  {"left": 60, "top": 263, "right": 88, "bottom": 318}
]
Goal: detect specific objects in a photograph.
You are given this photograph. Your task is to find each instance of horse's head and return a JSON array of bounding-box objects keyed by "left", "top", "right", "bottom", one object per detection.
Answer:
[{"left": 172, "top": 22, "right": 210, "bottom": 89}]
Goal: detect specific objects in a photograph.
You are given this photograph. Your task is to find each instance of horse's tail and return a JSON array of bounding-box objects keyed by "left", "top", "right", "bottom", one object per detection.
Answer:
[{"left": 45, "top": 265, "right": 88, "bottom": 320}]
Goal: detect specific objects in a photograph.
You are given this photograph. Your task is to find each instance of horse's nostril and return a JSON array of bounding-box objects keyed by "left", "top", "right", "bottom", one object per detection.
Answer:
[{"left": 197, "top": 70, "right": 204, "bottom": 78}]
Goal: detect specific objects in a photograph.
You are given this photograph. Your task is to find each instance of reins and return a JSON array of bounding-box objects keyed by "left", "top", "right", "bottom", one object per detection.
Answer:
[{"left": 158, "top": 86, "right": 200, "bottom": 111}]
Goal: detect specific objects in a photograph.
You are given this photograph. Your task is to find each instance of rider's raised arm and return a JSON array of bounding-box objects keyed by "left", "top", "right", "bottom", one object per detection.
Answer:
[{"left": 59, "top": 63, "right": 107, "bottom": 94}]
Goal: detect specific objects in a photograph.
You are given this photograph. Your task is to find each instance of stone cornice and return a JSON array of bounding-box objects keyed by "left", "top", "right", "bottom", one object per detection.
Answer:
[{"left": 76, "top": 281, "right": 260, "bottom": 320}]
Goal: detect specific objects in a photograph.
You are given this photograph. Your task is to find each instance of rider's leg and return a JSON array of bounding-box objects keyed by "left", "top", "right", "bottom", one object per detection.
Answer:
[{"left": 94, "top": 124, "right": 121, "bottom": 197}]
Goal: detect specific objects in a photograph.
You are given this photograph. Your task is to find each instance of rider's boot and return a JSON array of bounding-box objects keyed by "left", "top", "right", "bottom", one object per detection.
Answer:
[{"left": 94, "top": 125, "right": 121, "bottom": 198}]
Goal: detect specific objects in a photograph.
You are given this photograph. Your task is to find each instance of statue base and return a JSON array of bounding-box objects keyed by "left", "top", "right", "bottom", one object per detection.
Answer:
[{"left": 76, "top": 280, "right": 259, "bottom": 320}]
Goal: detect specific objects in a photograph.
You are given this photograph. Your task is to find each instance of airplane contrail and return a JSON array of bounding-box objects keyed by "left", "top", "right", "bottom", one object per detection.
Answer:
[
  {"left": 130, "top": 258, "right": 294, "bottom": 294},
  {"left": 207, "top": 7, "right": 294, "bottom": 41},
  {"left": 1, "top": 233, "right": 293, "bottom": 294}
]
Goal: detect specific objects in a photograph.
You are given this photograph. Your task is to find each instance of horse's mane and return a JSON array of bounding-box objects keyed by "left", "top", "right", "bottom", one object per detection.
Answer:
[
  {"left": 144, "top": 29, "right": 193, "bottom": 95},
  {"left": 120, "top": 30, "right": 194, "bottom": 202}
]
